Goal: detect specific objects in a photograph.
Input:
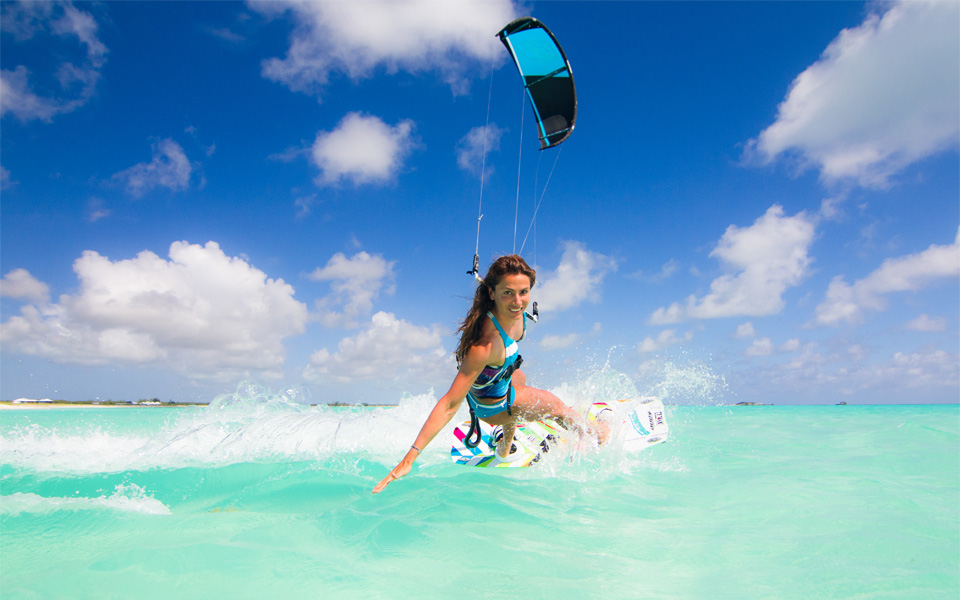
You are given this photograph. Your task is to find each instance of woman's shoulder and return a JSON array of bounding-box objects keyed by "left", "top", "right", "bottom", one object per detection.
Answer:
[
  {"left": 462, "top": 338, "right": 493, "bottom": 370},
  {"left": 464, "top": 323, "right": 503, "bottom": 365}
]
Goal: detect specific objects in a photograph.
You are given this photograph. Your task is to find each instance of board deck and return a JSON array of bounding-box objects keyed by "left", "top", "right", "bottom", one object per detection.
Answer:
[{"left": 450, "top": 397, "right": 668, "bottom": 468}]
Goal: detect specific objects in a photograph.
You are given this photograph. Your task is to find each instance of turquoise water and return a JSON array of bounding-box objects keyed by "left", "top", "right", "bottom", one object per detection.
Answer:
[{"left": 1, "top": 388, "right": 958, "bottom": 599}]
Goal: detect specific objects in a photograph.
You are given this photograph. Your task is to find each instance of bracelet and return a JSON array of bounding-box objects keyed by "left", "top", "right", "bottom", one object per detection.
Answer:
[{"left": 410, "top": 444, "right": 422, "bottom": 454}]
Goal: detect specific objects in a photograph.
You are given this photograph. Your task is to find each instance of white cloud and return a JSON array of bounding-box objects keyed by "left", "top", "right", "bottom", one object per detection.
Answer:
[
  {"left": 651, "top": 205, "right": 816, "bottom": 324},
  {"left": 747, "top": 0, "right": 959, "bottom": 188},
  {"left": 780, "top": 338, "right": 801, "bottom": 352},
  {"left": 735, "top": 322, "right": 756, "bottom": 339},
  {"left": 741, "top": 343, "right": 958, "bottom": 400},
  {"left": 905, "top": 314, "right": 947, "bottom": 333},
  {"left": 456, "top": 124, "right": 503, "bottom": 177},
  {"left": 308, "top": 251, "right": 396, "bottom": 328},
  {"left": 311, "top": 112, "right": 416, "bottom": 186},
  {"left": 112, "top": 139, "right": 193, "bottom": 197},
  {"left": 534, "top": 241, "right": 617, "bottom": 313},
  {"left": 294, "top": 194, "right": 318, "bottom": 219},
  {"left": 303, "top": 311, "right": 452, "bottom": 384},
  {"left": 252, "top": 0, "right": 517, "bottom": 97},
  {"left": 0, "top": 268, "right": 50, "bottom": 303},
  {"left": 743, "top": 336, "right": 803, "bottom": 358},
  {"left": 637, "top": 329, "right": 692, "bottom": 353},
  {"left": 878, "top": 349, "right": 958, "bottom": 390},
  {"left": 540, "top": 333, "right": 579, "bottom": 351},
  {"left": 87, "top": 197, "right": 111, "bottom": 222},
  {"left": 819, "top": 196, "right": 844, "bottom": 221},
  {"left": 814, "top": 227, "right": 960, "bottom": 326},
  {"left": 0, "top": 1, "right": 107, "bottom": 122},
  {"left": 744, "top": 337, "right": 774, "bottom": 357},
  {"left": 0, "top": 242, "right": 308, "bottom": 381}
]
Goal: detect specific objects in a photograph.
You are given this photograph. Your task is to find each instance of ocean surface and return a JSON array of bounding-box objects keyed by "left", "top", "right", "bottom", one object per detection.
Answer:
[{"left": 1, "top": 381, "right": 958, "bottom": 600}]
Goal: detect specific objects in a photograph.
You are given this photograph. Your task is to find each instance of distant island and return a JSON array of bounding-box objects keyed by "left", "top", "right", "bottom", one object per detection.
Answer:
[
  {"left": 3, "top": 398, "right": 207, "bottom": 407},
  {"left": 729, "top": 401, "right": 852, "bottom": 406},
  {"left": 2, "top": 398, "right": 396, "bottom": 408}
]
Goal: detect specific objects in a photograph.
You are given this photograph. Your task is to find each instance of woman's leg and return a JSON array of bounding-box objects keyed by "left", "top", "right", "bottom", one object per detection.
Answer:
[
  {"left": 512, "top": 385, "right": 596, "bottom": 438},
  {"left": 513, "top": 370, "right": 610, "bottom": 443},
  {"left": 481, "top": 372, "right": 609, "bottom": 443}
]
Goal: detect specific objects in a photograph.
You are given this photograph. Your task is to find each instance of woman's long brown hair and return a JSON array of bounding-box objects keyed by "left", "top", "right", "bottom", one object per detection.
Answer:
[{"left": 455, "top": 254, "right": 536, "bottom": 364}]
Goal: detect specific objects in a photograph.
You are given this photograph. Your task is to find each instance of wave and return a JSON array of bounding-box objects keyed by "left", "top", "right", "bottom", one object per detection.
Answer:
[
  {"left": 0, "top": 484, "right": 171, "bottom": 516},
  {"left": 0, "top": 384, "right": 444, "bottom": 475}
]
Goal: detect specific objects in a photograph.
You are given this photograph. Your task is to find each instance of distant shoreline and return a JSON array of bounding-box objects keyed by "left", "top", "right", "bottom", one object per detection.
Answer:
[
  {"left": 0, "top": 401, "right": 396, "bottom": 410},
  {"left": 0, "top": 401, "right": 207, "bottom": 410}
]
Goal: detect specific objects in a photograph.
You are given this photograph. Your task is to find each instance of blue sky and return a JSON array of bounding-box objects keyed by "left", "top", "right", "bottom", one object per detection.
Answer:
[{"left": 1, "top": 0, "right": 957, "bottom": 405}]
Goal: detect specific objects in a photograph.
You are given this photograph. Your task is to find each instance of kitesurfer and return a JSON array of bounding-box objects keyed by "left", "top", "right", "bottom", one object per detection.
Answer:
[{"left": 372, "top": 254, "right": 607, "bottom": 494}]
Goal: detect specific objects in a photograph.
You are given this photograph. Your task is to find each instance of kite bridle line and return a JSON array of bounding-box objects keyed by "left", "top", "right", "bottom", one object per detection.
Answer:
[
  {"left": 513, "top": 83, "right": 524, "bottom": 254},
  {"left": 468, "top": 58, "right": 497, "bottom": 284},
  {"left": 518, "top": 143, "right": 562, "bottom": 256}
]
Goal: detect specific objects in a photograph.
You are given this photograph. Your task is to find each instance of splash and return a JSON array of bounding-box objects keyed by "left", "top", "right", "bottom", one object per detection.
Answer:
[
  {"left": 638, "top": 359, "right": 729, "bottom": 406},
  {"left": 550, "top": 367, "right": 640, "bottom": 407}
]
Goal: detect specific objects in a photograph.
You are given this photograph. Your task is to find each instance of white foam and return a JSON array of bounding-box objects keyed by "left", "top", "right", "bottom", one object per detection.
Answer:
[
  {"left": 0, "top": 484, "right": 171, "bottom": 516},
  {"left": 0, "top": 383, "right": 451, "bottom": 474}
]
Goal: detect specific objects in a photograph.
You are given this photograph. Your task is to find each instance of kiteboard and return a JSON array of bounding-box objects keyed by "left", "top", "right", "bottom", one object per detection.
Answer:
[{"left": 450, "top": 397, "right": 668, "bottom": 468}]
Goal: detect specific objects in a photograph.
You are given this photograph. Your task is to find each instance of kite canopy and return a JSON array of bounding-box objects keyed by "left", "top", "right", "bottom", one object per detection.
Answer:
[{"left": 498, "top": 17, "right": 577, "bottom": 149}]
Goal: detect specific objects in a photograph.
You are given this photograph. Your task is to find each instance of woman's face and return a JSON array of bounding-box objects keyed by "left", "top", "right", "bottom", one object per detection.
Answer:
[{"left": 489, "top": 273, "right": 531, "bottom": 321}]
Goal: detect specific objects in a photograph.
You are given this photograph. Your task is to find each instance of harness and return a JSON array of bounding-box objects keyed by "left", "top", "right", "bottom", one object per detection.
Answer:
[{"left": 463, "top": 355, "right": 522, "bottom": 448}]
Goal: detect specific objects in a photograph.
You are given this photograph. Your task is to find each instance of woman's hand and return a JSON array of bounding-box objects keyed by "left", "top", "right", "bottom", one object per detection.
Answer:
[
  {"left": 372, "top": 460, "right": 412, "bottom": 494},
  {"left": 371, "top": 361, "right": 480, "bottom": 495}
]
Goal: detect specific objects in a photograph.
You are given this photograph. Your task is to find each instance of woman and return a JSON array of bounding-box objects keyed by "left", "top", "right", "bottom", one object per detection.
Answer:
[{"left": 372, "top": 254, "right": 606, "bottom": 494}]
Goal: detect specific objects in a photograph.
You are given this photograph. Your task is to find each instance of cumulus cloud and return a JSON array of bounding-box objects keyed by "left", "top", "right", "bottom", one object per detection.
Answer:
[
  {"left": 735, "top": 322, "right": 756, "bottom": 339},
  {"left": 112, "top": 139, "right": 193, "bottom": 197},
  {"left": 0, "top": 268, "right": 50, "bottom": 303},
  {"left": 781, "top": 338, "right": 801, "bottom": 352},
  {"left": 539, "top": 333, "right": 579, "bottom": 351},
  {"left": 251, "top": 0, "right": 517, "bottom": 97},
  {"left": 534, "top": 241, "right": 617, "bottom": 313},
  {"left": 736, "top": 338, "right": 959, "bottom": 402},
  {"left": 905, "top": 314, "right": 947, "bottom": 333},
  {"left": 747, "top": 0, "right": 960, "bottom": 188},
  {"left": 744, "top": 337, "right": 774, "bottom": 357},
  {"left": 303, "top": 311, "right": 452, "bottom": 384},
  {"left": 743, "top": 336, "right": 802, "bottom": 357},
  {"left": 651, "top": 206, "right": 816, "bottom": 324},
  {"left": 456, "top": 124, "right": 504, "bottom": 177},
  {"left": 813, "top": 227, "right": 960, "bottom": 326},
  {"left": 877, "top": 349, "right": 958, "bottom": 390},
  {"left": 637, "top": 329, "right": 693, "bottom": 353},
  {"left": 1, "top": 1, "right": 107, "bottom": 122},
  {"left": 0, "top": 242, "right": 308, "bottom": 381},
  {"left": 311, "top": 112, "right": 416, "bottom": 186},
  {"left": 308, "top": 251, "right": 396, "bottom": 328}
]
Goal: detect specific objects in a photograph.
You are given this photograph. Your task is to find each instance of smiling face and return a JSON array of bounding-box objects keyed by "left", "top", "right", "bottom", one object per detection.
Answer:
[{"left": 489, "top": 273, "right": 531, "bottom": 323}]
